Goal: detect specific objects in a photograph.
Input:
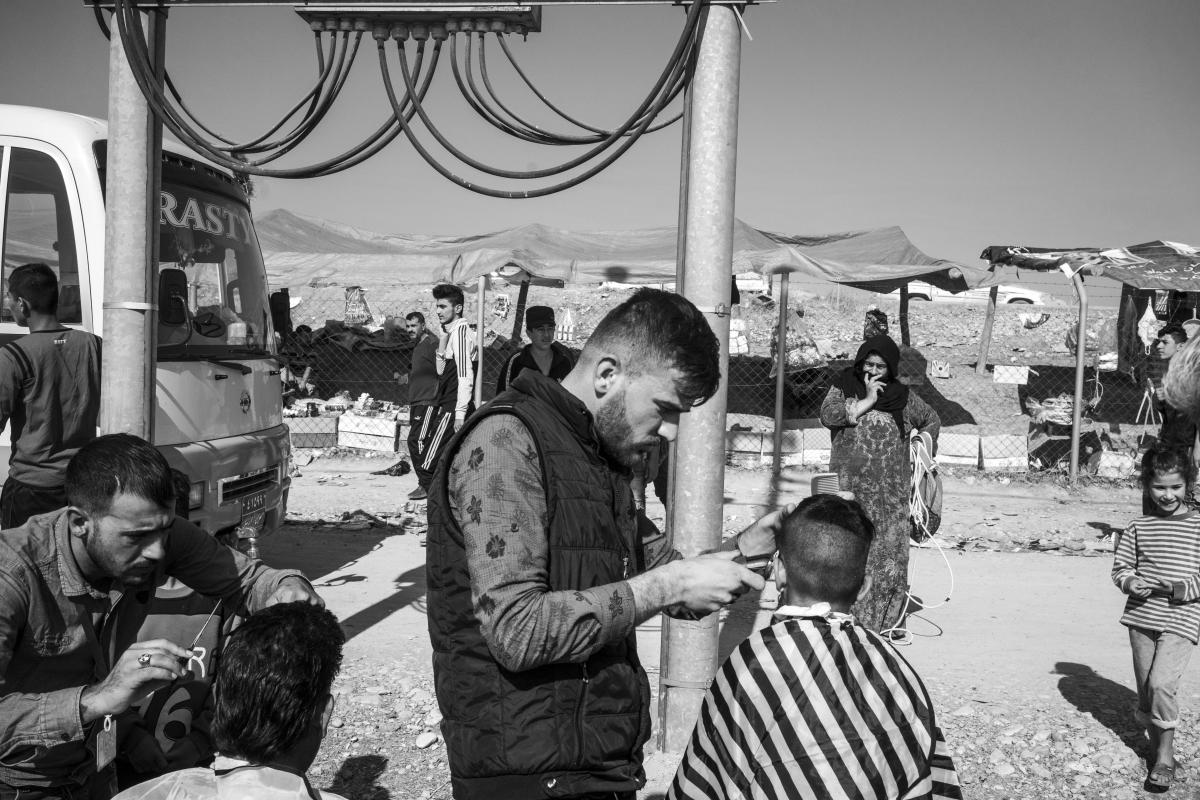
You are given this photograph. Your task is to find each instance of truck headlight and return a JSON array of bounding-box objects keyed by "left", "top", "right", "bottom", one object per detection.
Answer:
[{"left": 189, "top": 481, "right": 206, "bottom": 510}]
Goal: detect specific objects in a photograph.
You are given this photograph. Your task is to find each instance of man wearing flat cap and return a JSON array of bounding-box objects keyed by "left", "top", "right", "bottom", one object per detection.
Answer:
[{"left": 495, "top": 306, "right": 574, "bottom": 394}]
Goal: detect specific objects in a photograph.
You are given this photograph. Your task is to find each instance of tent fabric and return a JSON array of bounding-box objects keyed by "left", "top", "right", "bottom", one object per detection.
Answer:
[
  {"left": 258, "top": 208, "right": 991, "bottom": 293},
  {"left": 761, "top": 226, "right": 998, "bottom": 293},
  {"left": 982, "top": 242, "right": 1200, "bottom": 292}
]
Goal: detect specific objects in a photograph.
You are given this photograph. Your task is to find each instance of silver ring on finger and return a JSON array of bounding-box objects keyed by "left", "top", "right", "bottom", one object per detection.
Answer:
[{"left": 138, "top": 653, "right": 152, "bottom": 668}]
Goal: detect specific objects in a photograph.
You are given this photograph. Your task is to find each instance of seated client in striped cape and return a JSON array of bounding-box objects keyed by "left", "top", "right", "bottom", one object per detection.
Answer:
[{"left": 668, "top": 494, "right": 961, "bottom": 800}]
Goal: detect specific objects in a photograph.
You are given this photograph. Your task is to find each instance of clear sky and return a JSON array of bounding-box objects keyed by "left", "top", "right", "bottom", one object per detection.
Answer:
[{"left": 3, "top": 0, "right": 1199, "bottom": 277}]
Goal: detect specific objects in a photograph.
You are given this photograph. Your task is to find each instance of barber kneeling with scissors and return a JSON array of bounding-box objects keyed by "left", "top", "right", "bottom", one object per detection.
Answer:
[{"left": 0, "top": 433, "right": 322, "bottom": 800}]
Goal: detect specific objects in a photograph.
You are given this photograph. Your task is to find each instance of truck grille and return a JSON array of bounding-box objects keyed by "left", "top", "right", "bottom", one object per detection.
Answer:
[{"left": 217, "top": 465, "right": 278, "bottom": 505}]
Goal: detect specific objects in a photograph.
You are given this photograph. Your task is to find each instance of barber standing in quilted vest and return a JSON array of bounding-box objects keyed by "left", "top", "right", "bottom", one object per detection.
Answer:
[{"left": 425, "top": 288, "right": 788, "bottom": 800}]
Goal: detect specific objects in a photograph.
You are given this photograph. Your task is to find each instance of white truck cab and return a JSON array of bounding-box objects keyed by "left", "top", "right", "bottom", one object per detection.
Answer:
[{"left": 0, "top": 104, "right": 289, "bottom": 542}]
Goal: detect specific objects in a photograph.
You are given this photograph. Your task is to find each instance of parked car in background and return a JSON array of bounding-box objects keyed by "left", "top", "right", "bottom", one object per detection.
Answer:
[{"left": 888, "top": 281, "right": 1052, "bottom": 305}]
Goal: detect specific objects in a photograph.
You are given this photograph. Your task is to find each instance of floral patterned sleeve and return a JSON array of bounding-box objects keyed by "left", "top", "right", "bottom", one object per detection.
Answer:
[
  {"left": 448, "top": 413, "right": 637, "bottom": 672},
  {"left": 820, "top": 385, "right": 855, "bottom": 428},
  {"left": 905, "top": 390, "right": 941, "bottom": 447}
]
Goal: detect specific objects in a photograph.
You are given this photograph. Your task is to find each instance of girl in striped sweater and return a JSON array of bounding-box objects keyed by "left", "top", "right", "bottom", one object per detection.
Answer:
[{"left": 1113, "top": 443, "right": 1200, "bottom": 792}]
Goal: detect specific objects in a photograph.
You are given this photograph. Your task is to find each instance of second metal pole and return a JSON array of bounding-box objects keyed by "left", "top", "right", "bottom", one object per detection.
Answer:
[
  {"left": 771, "top": 272, "right": 790, "bottom": 477},
  {"left": 1069, "top": 270, "right": 1089, "bottom": 481},
  {"left": 660, "top": 2, "right": 742, "bottom": 754}
]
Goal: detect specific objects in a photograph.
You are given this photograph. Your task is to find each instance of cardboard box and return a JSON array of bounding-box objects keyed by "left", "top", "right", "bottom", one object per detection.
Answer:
[
  {"left": 937, "top": 432, "right": 981, "bottom": 468},
  {"left": 993, "top": 365, "right": 1030, "bottom": 385},
  {"left": 287, "top": 417, "right": 338, "bottom": 449},
  {"left": 337, "top": 415, "right": 402, "bottom": 453}
]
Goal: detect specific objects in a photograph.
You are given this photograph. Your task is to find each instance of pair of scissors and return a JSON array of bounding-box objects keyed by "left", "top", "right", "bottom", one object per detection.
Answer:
[{"left": 180, "top": 599, "right": 223, "bottom": 680}]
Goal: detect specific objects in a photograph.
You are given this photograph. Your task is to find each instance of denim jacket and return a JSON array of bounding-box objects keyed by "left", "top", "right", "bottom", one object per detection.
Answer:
[{"left": 0, "top": 510, "right": 307, "bottom": 789}]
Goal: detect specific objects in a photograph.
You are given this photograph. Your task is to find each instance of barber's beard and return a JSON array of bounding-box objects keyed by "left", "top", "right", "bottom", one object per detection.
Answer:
[{"left": 596, "top": 390, "right": 640, "bottom": 469}]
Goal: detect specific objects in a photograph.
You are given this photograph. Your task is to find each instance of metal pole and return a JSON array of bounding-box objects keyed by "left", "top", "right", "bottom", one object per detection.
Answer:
[
  {"left": 771, "top": 272, "right": 790, "bottom": 476},
  {"left": 898, "top": 284, "right": 911, "bottom": 347},
  {"left": 976, "top": 284, "right": 999, "bottom": 375},
  {"left": 474, "top": 275, "right": 487, "bottom": 409},
  {"left": 660, "top": 2, "right": 741, "bottom": 754},
  {"left": 657, "top": 79, "right": 693, "bottom": 750},
  {"left": 1069, "top": 271, "right": 1089, "bottom": 481},
  {"left": 102, "top": 7, "right": 165, "bottom": 438}
]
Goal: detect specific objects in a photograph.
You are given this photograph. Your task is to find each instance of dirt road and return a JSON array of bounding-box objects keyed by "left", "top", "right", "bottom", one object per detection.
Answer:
[{"left": 262, "top": 454, "right": 1199, "bottom": 798}]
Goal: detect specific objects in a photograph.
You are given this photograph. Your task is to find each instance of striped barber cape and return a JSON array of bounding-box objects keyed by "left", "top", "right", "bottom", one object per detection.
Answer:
[{"left": 668, "top": 607, "right": 961, "bottom": 800}]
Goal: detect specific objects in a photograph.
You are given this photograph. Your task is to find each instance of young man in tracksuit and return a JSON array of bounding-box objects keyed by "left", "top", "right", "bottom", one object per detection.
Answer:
[{"left": 418, "top": 284, "right": 477, "bottom": 491}]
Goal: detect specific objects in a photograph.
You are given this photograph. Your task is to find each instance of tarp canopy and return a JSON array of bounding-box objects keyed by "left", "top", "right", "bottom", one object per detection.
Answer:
[
  {"left": 258, "top": 209, "right": 991, "bottom": 292},
  {"left": 762, "top": 226, "right": 999, "bottom": 293},
  {"left": 431, "top": 219, "right": 803, "bottom": 286},
  {"left": 982, "top": 241, "right": 1200, "bottom": 292}
]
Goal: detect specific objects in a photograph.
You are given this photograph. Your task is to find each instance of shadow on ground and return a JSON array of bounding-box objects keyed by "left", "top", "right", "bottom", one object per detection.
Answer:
[
  {"left": 1054, "top": 661, "right": 1145, "bottom": 756},
  {"left": 336, "top": 565, "right": 428, "bottom": 643},
  {"left": 260, "top": 526, "right": 396, "bottom": 582},
  {"left": 327, "top": 754, "right": 390, "bottom": 800}
]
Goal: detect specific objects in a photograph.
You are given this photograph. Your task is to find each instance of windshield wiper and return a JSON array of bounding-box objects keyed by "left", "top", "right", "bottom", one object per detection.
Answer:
[{"left": 158, "top": 350, "right": 253, "bottom": 375}]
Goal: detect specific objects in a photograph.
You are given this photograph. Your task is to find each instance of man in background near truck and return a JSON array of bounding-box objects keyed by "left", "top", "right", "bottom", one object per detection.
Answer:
[
  {"left": 0, "top": 263, "right": 102, "bottom": 529},
  {"left": 418, "top": 284, "right": 477, "bottom": 492},
  {"left": 404, "top": 312, "right": 440, "bottom": 501}
]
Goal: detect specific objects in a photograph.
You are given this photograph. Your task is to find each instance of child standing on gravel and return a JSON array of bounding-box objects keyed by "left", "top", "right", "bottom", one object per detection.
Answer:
[{"left": 1113, "top": 442, "right": 1200, "bottom": 792}]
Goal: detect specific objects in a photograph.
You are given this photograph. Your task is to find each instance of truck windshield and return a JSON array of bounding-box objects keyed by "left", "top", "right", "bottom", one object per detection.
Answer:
[
  {"left": 155, "top": 181, "right": 273, "bottom": 360},
  {"left": 93, "top": 142, "right": 274, "bottom": 361}
]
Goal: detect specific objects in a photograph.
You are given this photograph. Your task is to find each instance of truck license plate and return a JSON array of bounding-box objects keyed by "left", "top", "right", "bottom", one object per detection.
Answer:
[{"left": 240, "top": 491, "right": 268, "bottom": 514}]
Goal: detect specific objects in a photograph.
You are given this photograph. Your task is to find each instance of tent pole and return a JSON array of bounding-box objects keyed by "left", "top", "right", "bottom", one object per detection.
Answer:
[
  {"left": 661, "top": 2, "right": 741, "bottom": 755},
  {"left": 511, "top": 278, "right": 530, "bottom": 344},
  {"left": 474, "top": 275, "right": 487, "bottom": 409},
  {"left": 1069, "top": 270, "right": 1088, "bottom": 482},
  {"left": 976, "top": 284, "right": 999, "bottom": 375},
  {"left": 898, "top": 284, "right": 911, "bottom": 346},
  {"left": 771, "top": 272, "right": 790, "bottom": 476}
]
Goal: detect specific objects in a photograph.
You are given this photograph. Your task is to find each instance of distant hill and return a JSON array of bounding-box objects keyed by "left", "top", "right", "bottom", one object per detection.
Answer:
[
  {"left": 256, "top": 208, "right": 423, "bottom": 255},
  {"left": 255, "top": 209, "right": 445, "bottom": 290}
]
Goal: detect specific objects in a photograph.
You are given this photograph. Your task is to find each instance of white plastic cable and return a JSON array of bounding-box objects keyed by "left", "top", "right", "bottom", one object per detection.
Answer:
[{"left": 881, "top": 431, "right": 955, "bottom": 644}]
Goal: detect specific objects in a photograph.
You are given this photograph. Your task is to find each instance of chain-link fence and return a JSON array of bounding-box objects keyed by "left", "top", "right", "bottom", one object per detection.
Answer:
[{"left": 278, "top": 274, "right": 1183, "bottom": 479}]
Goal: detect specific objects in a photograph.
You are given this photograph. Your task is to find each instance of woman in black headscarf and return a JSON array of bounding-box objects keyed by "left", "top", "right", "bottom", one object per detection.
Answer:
[{"left": 820, "top": 335, "right": 941, "bottom": 633}]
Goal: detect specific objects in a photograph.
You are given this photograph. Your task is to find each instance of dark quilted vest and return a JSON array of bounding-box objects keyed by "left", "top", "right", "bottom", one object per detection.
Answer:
[{"left": 426, "top": 371, "right": 651, "bottom": 800}]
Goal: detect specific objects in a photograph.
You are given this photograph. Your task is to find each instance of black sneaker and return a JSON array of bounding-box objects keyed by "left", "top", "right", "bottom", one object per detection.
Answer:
[{"left": 408, "top": 486, "right": 428, "bottom": 501}]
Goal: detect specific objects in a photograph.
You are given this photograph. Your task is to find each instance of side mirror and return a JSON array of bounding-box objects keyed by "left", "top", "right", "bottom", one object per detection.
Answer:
[{"left": 159, "top": 268, "right": 189, "bottom": 326}]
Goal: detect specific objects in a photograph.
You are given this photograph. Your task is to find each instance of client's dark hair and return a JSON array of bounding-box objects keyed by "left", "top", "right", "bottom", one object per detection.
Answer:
[
  {"left": 582, "top": 288, "right": 720, "bottom": 406},
  {"left": 1141, "top": 441, "right": 1196, "bottom": 489},
  {"left": 776, "top": 495, "right": 875, "bottom": 607},
  {"left": 8, "top": 263, "right": 59, "bottom": 313},
  {"left": 66, "top": 434, "right": 176, "bottom": 516},
  {"left": 212, "top": 603, "right": 344, "bottom": 763}
]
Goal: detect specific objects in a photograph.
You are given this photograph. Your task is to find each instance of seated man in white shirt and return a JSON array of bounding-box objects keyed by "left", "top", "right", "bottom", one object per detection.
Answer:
[
  {"left": 114, "top": 603, "right": 347, "bottom": 800},
  {"left": 668, "top": 494, "right": 961, "bottom": 800}
]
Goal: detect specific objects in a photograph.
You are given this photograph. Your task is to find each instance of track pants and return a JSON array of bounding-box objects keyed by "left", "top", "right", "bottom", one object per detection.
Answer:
[{"left": 408, "top": 405, "right": 437, "bottom": 489}]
